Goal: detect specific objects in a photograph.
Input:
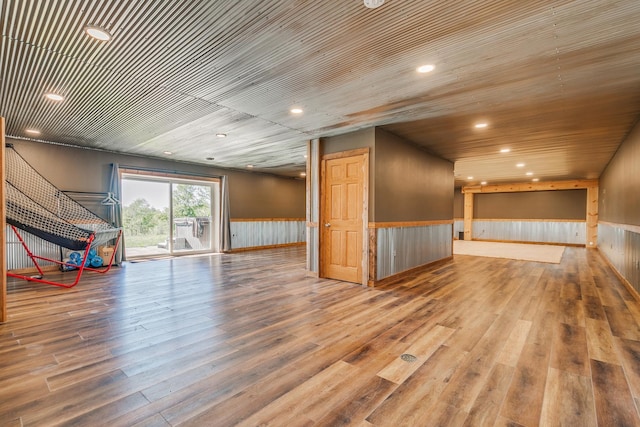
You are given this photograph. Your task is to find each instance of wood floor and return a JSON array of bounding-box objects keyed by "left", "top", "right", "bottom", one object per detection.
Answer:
[{"left": 1, "top": 246, "right": 640, "bottom": 426}]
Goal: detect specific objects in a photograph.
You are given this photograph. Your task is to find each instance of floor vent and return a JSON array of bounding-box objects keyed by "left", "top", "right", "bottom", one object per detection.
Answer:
[{"left": 400, "top": 353, "right": 417, "bottom": 362}]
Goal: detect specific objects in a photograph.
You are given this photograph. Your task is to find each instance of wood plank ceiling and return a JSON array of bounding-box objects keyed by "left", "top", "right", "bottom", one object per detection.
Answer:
[{"left": 1, "top": 0, "right": 640, "bottom": 185}]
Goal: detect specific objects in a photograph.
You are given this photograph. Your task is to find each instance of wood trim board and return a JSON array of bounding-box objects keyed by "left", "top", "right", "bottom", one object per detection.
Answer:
[
  {"left": 462, "top": 179, "right": 598, "bottom": 193},
  {"left": 368, "top": 219, "right": 453, "bottom": 228},
  {"left": 230, "top": 218, "right": 305, "bottom": 222},
  {"left": 473, "top": 218, "right": 586, "bottom": 223}
]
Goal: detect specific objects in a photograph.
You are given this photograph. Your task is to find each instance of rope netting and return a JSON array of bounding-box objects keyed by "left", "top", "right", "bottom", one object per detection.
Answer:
[{"left": 5, "top": 145, "right": 121, "bottom": 250}]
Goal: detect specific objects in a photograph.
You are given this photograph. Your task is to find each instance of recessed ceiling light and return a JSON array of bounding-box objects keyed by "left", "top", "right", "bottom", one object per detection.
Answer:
[
  {"left": 481, "top": 181, "right": 487, "bottom": 185},
  {"left": 500, "top": 148, "right": 510, "bottom": 153},
  {"left": 290, "top": 108, "right": 303, "bottom": 114},
  {"left": 416, "top": 64, "right": 435, "bottom": 73},
  {"left": 163, "top": 151, "right": 173, "bottom": 155},
  {"left": 516, "top": 163, "right": 525, "bottom": 168},
  {"left": 474, "top": 123, "right": 488, "bottom": 129},
  {"left": 25, "top": 129, "right": 41, "bottom": 135},
  {"left": 45, "top": 92, "right": 64, "bottom": 101},
  {"left": 85, "top": 25, "right": 111, "bottom": 41},
  {"left": 216, "top": 133, "right": 227, "bottom": 138},
  {"left": 532, "top": 178, "right": 539, "bottom": 182},
  {"left": 363, "top": 0, "right": 384, "bottom": 8},
  {"left": 467, "top": 176, "right": 474, "bottom": 180},
  {"left": 300, "top": 172, "right": 307, "bottom": 177},
  {"left": 526, "top": 172, "right": 534, "bottom": 176},
  {"left": 247, "top": 164, "right": 254, "bottom": 168}
]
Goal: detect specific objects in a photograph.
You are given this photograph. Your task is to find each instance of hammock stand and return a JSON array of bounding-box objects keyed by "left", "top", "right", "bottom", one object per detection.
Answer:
[{"left": 5, "top": 144, "right": 122, "bottom": 288}]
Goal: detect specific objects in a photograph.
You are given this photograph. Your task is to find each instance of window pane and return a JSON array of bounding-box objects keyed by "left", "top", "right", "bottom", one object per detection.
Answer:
[
  {"left": 171, "top": 183, "right": 212, "bottom": 253},
  {"left": 121, "top": 179, "right": 170, "bottom": 257}
]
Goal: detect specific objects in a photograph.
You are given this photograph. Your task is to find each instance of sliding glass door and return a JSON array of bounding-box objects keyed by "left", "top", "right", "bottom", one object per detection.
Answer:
[
  {"left": 121, "top": 179, "right": 171, "bottom": 257},
  {"left": 122, "top": 173, "right": 220, "bottom": 257},
  {"left": 171, "top": 183, "right": 212, "bottom": 253}
]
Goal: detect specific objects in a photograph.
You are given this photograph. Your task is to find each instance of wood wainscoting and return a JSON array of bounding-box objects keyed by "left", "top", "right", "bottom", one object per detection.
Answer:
[{"left": 1, "top": 246, "right": 639, "bottom": 425}]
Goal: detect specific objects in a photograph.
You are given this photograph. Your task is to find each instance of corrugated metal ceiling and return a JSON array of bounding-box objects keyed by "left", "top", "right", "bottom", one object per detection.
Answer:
[{"left": 1, "top": 0, "right": 640, "bottom": 184}]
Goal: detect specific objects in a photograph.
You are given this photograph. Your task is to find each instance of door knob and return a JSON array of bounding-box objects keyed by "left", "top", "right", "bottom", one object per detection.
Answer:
[{"left": 324, "top": 223, "right": 331, "bottom": 227}]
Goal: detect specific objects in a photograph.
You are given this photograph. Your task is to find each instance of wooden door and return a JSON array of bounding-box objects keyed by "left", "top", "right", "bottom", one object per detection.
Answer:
[{"left": 321, "top": 152, "right": 366, "bottom": 284}]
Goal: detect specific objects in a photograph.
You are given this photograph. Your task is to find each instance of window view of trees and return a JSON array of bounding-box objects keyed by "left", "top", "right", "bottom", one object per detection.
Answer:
[
  {"left": 122, "top": 182, "right": 212, "bottom": 251},
  {"left": 172, "top": 184, "right": 211, "bottom": 218},
  {"left": 122, "top": 198, "right": 169, "bottom": 248}
]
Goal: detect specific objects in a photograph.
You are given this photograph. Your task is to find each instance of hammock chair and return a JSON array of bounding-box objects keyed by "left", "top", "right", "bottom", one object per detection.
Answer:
[{"left": 5, "top": 144, "right": 122, "bottom": 288}]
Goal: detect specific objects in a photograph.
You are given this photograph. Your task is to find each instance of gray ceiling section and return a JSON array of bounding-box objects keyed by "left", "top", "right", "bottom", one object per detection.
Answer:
[{"left": 2, "top": 0, "right": 640, "bottom": 184}]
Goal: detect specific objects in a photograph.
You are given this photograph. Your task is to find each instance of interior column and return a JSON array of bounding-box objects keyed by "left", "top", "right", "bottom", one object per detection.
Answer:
[
  {"left": 586, "top": 184, "right": 599, "bottom": 248},
  {"left": 463, "top": 190, "right": 473, "bottom": 241}
]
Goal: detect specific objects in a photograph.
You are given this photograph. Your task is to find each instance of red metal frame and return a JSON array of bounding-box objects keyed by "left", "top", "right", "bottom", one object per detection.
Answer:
[{"left": 6, "top": 225, "right": 122, "bottom": 288}]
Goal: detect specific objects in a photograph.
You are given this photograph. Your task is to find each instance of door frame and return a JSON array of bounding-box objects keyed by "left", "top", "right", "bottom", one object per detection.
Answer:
[
  {"left": 120, "top": 170, "right": 221, "bottom": 257},
  {"left": 319, "top": 148, "right": 369, "bottom": 286}
]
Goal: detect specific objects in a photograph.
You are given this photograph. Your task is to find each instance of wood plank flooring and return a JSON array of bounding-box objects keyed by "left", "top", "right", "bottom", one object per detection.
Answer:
[{"left": 1, "top": 246, "right": 640, "bottom": 426}]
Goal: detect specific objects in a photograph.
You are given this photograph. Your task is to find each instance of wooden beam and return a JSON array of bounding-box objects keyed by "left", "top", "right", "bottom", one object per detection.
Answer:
[
  {"left": 463, "top": 192, "right": 473, "bottom": 240},
  {"left": 586, "top": 185, "right": 598, "bottom": 248},
  {"left": 1, "top": 117, "right": 6, "bottom": 323},
  {"left": 462, "top": 179, "right": 598, "bottom": 194}
]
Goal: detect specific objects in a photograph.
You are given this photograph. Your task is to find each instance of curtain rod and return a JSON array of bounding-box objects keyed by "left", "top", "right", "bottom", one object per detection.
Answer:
[{"left": 118, "top": 164, "right": 224, "bottom": 180}]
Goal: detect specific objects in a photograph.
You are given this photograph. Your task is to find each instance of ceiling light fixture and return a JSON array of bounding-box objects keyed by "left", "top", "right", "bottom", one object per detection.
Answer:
[
  {"left": 467, "top": 176, "right": 474, "bottom": 180},
  {"left": 526, "top": 172, "right": 534, "bottom": 176},
  {"left": 481, "top": 181, "right": 487, "bottom": 185},
  {"left": 25, "top": 129, "right": 41, "bottom": 135},
  {"left": 516, "top": 163, "right": 525, "bottom": 168},
  {"left": 85, "top": 25, "right": 112, "bottom": 41},
  {"left": 300, "top": 172, "right": 307, "bottom": 177},
  {"left": 45, "top": 92, "right": 64, "bottom": 101},
  {"left": 416, "top": 64, "right": 435, "bottom": 73},
  {"left": 532, "top": 178, "right": 539, "bottom": 182},
  {"left": 363, "top": 0, "right": 384, "bottom": 8},
  {"left": 290, "top": 108, "right": 303, "bottom": 114},
  {"left": 500, "top": 148, "right": 510, "bottom": 153},
  {"left": 216, "top": 133, "right": 227, "bottom": 138},
  {"left": 474, "top": 123, "right": 488, "bottom": 129},
  {"left": 163, "top": 151, "right": 173, "bottom": 155},
  {"left": 247, "top": 164, "right": 254, "bottom": 169}
]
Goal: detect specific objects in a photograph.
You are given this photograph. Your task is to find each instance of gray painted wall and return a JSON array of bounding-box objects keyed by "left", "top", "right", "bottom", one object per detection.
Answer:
[
  {"left": 374, "top": 128, "right": 454, "bottom": 222},
  {"left": 454, "top": 188, "right": 464, "bottom": 218},
  {"left": 475, "top": 190, "right": 587, "bottom": 220},
  {"left": 599, "top": 119, "right": 640, "bottom": 293},
  {"left": 321, "top": 128, "right": 376, "bottom": 221},
  {"left": 7, "top": 138, "right": 305, "bottom": 219},
  {"left": 600, "top": 120, "right": 640, "bottom": 226}
]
